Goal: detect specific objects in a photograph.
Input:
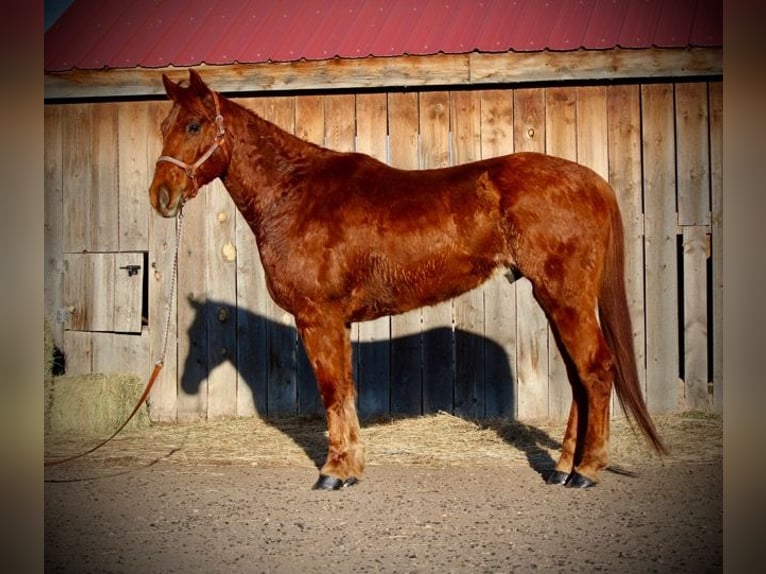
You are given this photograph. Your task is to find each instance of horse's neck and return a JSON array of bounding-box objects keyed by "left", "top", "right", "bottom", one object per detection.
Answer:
[{"left": 220, "top": 98, "right": 321, "bottom": 222}]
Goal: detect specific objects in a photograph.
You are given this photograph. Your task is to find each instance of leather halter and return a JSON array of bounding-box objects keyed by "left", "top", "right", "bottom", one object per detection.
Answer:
[{"left": 157, "top": 91, "right": 227, "bottom": 200}]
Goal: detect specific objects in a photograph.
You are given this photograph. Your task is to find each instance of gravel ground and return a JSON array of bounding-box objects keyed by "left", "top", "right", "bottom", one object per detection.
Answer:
[{"left": 45, "top": 413, "right": 722, "bottom": 573}]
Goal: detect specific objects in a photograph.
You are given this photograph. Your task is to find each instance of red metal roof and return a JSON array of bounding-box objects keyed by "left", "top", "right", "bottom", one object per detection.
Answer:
[{"left": 44, "top": 0, "right": 722, "bottom": 72}]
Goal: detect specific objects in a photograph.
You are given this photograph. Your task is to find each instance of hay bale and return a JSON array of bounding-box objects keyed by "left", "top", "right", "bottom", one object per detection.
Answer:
[{"left": 45, "top": 374, "right": 150, "bottom": 436}]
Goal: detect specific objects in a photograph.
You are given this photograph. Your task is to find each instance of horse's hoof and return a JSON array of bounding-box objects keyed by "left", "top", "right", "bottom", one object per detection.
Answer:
[
  {"left": 546, "top": 470, "right": 570, "bottom": 485},
  {"left": 565, "top": 471, "right": 597, "bottom": 489},
  {"left": 312, "top": 475, "right": 359, "bottom": 490}
]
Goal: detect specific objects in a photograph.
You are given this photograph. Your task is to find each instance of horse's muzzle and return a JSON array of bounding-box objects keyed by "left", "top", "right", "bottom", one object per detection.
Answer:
[{"left": 152, "top": 183, "right": 184, "bottom": 218}]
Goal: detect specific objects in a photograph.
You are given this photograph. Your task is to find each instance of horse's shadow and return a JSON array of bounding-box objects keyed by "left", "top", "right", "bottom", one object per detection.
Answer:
[{"left": 180, "top": 297, "right": 560, "bottom": 478}]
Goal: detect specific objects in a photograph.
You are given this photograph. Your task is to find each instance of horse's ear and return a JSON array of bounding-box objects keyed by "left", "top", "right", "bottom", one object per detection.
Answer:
[
  {"left": 162, "top": 73, "right": 181, "bottom": 101},
  {"left": 188, "top": 69, "right": 208, "bottom": 93}
]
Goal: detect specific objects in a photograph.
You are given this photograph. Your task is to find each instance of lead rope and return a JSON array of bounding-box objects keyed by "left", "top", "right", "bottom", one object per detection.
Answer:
[
  {"left": 158, "top": 209, "right": 184, "bottom": 365},
  {"left": 45, "top": 211, "right": 184, "bottom": 467}
]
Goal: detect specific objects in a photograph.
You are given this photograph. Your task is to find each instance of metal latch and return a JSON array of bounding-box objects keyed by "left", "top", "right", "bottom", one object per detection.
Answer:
[{"left": 120, "top": 264, "right": 141, "bottom": 277}]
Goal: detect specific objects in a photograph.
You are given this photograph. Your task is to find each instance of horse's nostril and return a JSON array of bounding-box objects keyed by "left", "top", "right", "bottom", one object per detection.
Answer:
[{"left": 159, "top": 186, "right": 170, "bottom": 209}]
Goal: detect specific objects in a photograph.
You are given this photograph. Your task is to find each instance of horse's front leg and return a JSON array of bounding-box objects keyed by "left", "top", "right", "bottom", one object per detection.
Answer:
[{"left": 296, "top": 315, "right": 364, "bottom": 490}]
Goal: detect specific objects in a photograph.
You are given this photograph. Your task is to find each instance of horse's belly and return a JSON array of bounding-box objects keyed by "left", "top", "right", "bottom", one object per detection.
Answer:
[{"left": 347, "top": 251, "right": 508, "bottom": 322}]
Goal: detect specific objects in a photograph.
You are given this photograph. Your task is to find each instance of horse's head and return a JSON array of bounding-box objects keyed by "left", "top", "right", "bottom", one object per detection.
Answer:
[{"left": 149, "top": 70, "right": 230, "bottom": 218}]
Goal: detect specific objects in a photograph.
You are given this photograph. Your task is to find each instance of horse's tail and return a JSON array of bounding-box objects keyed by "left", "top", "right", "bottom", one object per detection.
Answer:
[{"left": 599, "top": 199, "right": 668, "bottom": 455}]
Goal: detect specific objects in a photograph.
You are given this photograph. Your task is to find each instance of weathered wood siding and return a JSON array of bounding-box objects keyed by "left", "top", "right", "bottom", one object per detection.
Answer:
[{"left": 44, "top": 79, "right": 723, "bottom": 421}]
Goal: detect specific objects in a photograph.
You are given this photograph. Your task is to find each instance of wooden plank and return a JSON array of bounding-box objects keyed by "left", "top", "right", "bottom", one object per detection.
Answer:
[
  {"left": 91, "top": 329, "right": 150, "bottom": 378},
  {"left": 468, "top": 48, "right": 722, "bottom": 85},
  {"left": 576, "top": 86, "right": 609, "bottom": 180},
  {"left": 545, "top": 87, "right": 577, "bottom": 161},
  {"left": 576, "top": 86, "right": 614, "bottom": 416},
  {"left": 682, "top": 226, "right": 709, "bottom": 410},
  {"left": 258, "top": 97, "right": 299, "bottom": 417},
  {"left": 62, "top": 330, "right": 92, "bottom": 376},
  {"left": 62, "top": 253, "right": 89, "bottom": 331},
  {"left": 293, "top": 95, "right": 324, "bottom": 416},
  {"left": 62, "top": 104, "right": 92, "bottom": 253},
  {"left": 174, "top": 184, "right": 209, "bottom": 422},
  {"left": 113, "top": 252, "right": 145, "bottom": 333},
  {"left": 233, "top": 166, "right": 267, "bottom": 417},
  {"left": 46, "top": 48, "right": 722, "bottom": 100},
  {"left": 544, "top": 86, "right": 577, "bottom": 420},
  {"left": 90, "top": 103, "right": 120, "bottom": 252},
  {"left": 387, "top": 91, "right": 423, "bottom": 415},
  {"left": 322, "top": 94, "right": 357, "bottom": 416},
  {"left": 63, "top": 253, "right": 115, "bottom": 332},
  {"left": 479, "top": 89, "right": 516, "bottom": 418},
  {"left": 146, "top": 101, "right": 178, "bottom": 422},
  {"left": 323, "top": 94, "right": 356, "bottom": 152},
  {"left": 641, "top": 83, "right": 679, "bottom": 413},
  {"left": 675, "top": 82, "right": 710, "bottom": 226},
  {"left": 419, "top": 90, "right": 454, "bottom": 414},
  {"left": 204, "top": 179, "right": 239, "bottom": 419},
  {"left": 450, "top": 90, "right": 485, "bottom": 418},
  {"left": 479, "top": 89, "right": 514, "bottom": 160},
  {"left": 512, "top": 88, "right": 549, "bottom": 419},
  {"left": 233, "top": 97, "right": 271, "bottom": 417},
  {"left": 708, "top": 81, "right": 723, "bottom": 412},
  {"left": 294, "top": 95, "right": 325, "bottom": 146},
  {"left": 117, "top": 101, "right": 151, "bottom": 251},
  {"left": 91, "top": 253, "right": 116, "bottom": 332},
  {"left": 44, "top": 105, "right": 65, "bottom": 345},
  {"left": 606, "top": 84, "right": 647, "bottom": 415},
  {"left": 355, "top": 92, "right": 391, "bottom": 417}
]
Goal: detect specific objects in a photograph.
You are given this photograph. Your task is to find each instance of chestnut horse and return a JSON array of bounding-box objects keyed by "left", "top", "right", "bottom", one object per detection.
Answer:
[{"left": 149, "top": 70, "right": 666, "bottom": 490}]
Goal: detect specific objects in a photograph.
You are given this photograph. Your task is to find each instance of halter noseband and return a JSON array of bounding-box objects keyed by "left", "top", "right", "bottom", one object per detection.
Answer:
[{"left": 157, "top": 91, "right": 227, "bottom": 201}]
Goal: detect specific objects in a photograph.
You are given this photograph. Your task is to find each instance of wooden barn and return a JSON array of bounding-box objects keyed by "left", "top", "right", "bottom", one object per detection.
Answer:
[{"left": 44, "top": 0, "right": 723, "bottom": 424}]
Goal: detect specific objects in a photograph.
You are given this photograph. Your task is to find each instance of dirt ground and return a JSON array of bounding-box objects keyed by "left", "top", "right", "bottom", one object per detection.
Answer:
[{"left": 44, "top": 412, "right": 722, "bottom": 573}]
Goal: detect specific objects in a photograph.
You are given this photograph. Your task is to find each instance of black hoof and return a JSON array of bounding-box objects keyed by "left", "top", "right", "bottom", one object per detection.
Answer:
[
  {"left": 312, "top": 475, "right": 359, "bottom": 490},
  {"left": 565, "top": 471, "right": 597, "bottom": 489},
  {"left": 546, "top": 470, "right": 570, "bottom": 485}
]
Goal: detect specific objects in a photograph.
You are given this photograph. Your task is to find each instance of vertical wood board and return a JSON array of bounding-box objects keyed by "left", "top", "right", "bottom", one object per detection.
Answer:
[
  {"left": 176, "top": 191, "right": 209, "bottom": 422},
  {"left": 113, "top": 252, "right": 145, "bottom": 333},
  {"left": 259, "top": 97, "right": 299, "bottom": 416},
  {"left": 355, "top": 92, "right": 391, "bottom": 417},
  {"left": 62, "top": 331, "right": 93, "bottom": 376},
  {"left": 641, "top": 84, "right": 679, "bottom": 413},
  {"left": 451, "top": 90, "right": 485, "bottom": 418},
  {"left": 146, "top": 101, "right": 179, "bottom": 422},
  {"left": 544, "top": 86, "right": 578, "bottom": 419},
  {"left": 513, "top": 88, "right": 549, "bottom": 419},
  {"left": 118, "top": 101, "right": 151, "bottom": 252},
  {"left": 675, "top": 82, "right": 711, "bottom": 226},
  {"left": 62, "top": 104, "right": 92, "bottom": 253},
  {"left": 90, "top": 103, "right": 120, "bottom": 252},
  {"left": 682, "top": 226, "right": 709, "bottom": 410},
  {"left": 480, "top": 89, "right": 516, "bottom": 418},
  {"left": 387, "top": 91, "right": 423, "bottom": 414},
  {"left": 45, "top": 105, "right": 65, "bottom": 343},
  {"left": 205, "top": 180, "right": 239, "bottom": 418},
  {"left": 419, "top": 90, "right": 454, "bottom": 413},
  {"left": 233, "top": 98, "right": 271, "bottom": 417},
  {"left": 91, "top": 329, "right": 150, "bottom": 379},
  {"left": 606, "top": 84, "right": 647, "bottom": 412},
  {"left": 575, "top": 86, "right": 609, "bottom": 180}
]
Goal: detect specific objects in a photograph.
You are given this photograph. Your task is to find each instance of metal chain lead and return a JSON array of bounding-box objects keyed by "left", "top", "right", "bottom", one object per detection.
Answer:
[{"left": 157, "top": 209, "right": 184, "bottom": 366}]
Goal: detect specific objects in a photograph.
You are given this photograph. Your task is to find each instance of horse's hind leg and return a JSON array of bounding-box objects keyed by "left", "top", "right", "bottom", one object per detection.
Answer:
[
  {"left": 296, "top": 315, "right": 364, "bottom": 490},
  {"left": 532, "top": 285, "right": 613, "bottom": 488},
  {"left": 546, "top": 398, "right": 580, "bottom": 485}
]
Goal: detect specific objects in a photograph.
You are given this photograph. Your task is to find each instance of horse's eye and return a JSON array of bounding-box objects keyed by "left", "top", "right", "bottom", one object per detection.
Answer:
[{"left": 186, "top": 121, "right": 202, "bottom": 135}]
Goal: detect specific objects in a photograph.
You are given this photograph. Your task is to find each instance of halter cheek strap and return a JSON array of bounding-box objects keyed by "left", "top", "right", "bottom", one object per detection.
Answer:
[{"left": 157, "top": 91, "right": 227, "bottom": 200}]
